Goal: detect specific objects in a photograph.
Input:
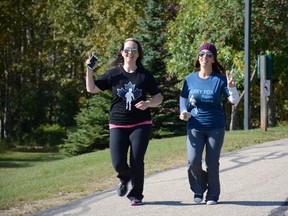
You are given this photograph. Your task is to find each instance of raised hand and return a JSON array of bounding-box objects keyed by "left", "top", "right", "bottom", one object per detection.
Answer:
[
  {"left": 226, "top": 70, "right": 235, "bottom": 87},
  {"left": 86, "top": 52, "right": 98, "bottom": 70}
]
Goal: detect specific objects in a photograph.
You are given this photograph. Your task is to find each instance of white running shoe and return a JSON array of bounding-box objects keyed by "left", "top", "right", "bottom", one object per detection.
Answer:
[{"left": 206, "top": 200, "right": 217, "bottom": 205}]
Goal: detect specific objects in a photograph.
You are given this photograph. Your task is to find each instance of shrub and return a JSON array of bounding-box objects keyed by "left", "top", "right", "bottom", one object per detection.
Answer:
[
  {"left": 60, "top": 92, "right": 110, "bottom": 156},
  {"left": 32, "top": 124, "right": 67, "bottom": 148}
]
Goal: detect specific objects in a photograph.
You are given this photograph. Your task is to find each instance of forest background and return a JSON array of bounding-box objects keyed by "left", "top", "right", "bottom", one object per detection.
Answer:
[{"left": 0, "top": 0, "right": 287, "bottom": 155}]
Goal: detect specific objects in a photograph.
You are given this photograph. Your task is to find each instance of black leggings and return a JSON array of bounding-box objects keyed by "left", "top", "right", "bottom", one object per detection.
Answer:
[{"left": 109, "top": 124, "right": 152, "bottom": 200}]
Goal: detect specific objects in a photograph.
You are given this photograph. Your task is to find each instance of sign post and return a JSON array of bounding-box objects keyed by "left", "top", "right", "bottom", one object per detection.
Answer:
[
  {"left": 244, "top": 0, "right": 251, "bottom": 130},
  {"left": 260, "top": 55, "right": 270, "bottom": 131}
]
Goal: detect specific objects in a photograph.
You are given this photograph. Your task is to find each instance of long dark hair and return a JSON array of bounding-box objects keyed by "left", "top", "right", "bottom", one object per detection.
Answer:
[
  {"left": 194, "top": 56, "right": 225, "bottom": 74},
  {"left": 110, "top": 38, "right": 144, "bottom": 69}
]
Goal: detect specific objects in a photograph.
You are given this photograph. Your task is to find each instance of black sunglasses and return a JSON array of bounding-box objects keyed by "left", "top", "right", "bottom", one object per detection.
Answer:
[
  {"left": 123, "top": 47, "right": 138, "bottom": 54},
  {"left": 198, "top": 51, "right": 213, "bottom": 58}
]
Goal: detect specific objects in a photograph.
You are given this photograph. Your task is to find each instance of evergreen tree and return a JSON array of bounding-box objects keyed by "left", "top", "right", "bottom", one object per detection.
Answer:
[
  {"left": 134, "top": 0, "right": 184, "bottom": 137},
  {"left": 60, "top": 92, "right": 111, "bottom": 155}
]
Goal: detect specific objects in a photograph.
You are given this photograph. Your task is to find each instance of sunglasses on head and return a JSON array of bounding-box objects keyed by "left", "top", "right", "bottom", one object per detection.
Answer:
[
  {"left": 123, "top": 47, "right": 138, "bottom": 54},
  {"left": 198, "top": 51, "right": 213, "bottom": 58}
]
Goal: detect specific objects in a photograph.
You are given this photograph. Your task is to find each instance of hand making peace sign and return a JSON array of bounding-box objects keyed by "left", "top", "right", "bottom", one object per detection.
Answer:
[{"left": 226, "top": 70, "right": 235, "bottom": 88}]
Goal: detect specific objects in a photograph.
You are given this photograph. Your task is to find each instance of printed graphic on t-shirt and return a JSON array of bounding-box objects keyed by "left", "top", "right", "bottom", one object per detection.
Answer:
[
  {"left": 117, "top": 81, "right": 142, "bottom": 111},
  {"left": 190, "top": 89, "right": 214, "bottom": 114},
  {"left": 189, "top": 95, "right": 198, "bottom": 114}
]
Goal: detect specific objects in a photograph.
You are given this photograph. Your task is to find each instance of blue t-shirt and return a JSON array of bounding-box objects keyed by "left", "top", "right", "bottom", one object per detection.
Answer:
[{"left": 180, "top": 71, "right": 230, "bottom": 130}]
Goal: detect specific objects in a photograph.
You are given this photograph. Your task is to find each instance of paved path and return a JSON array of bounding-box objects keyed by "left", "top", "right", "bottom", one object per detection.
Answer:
[{"left": 31, "top": 139, "right": 288, "bottom": 216}]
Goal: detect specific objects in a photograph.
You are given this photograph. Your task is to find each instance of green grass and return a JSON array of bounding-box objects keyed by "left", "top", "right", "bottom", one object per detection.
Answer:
[{"left": 0, "top": 125, "right": 287, "bottom": 215}]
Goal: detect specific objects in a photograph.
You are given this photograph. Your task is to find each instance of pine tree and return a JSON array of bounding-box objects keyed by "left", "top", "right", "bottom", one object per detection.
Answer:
[
  {"left": 60, "top": 92, "right": 111, "bottom": 155},
  {"left": 134, "top": 0, "right": 185, "bottom": 137}
]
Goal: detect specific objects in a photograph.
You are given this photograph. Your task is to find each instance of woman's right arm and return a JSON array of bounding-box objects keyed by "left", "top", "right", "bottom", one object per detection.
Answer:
[
  {"left": 179, "top": 96, "right": 191, "bottom": 121},
  {"left": 86, "top": 64, "right": 102, "bottom": 94}
]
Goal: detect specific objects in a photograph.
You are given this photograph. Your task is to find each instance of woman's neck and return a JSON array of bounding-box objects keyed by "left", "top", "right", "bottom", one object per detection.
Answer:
[
  {"left": 199, "top": 68, "right": 213, "bottom": 79},
  {"left": 123, "top": 63, "right": 137, "bottom": 73}
]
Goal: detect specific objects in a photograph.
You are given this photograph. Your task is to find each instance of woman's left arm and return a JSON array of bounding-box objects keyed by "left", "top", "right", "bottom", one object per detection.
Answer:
[
  {"left": 135, "top": 93, "right": 163, "bottom": 110},
  {"left": 226, "top": 71, "right": 240, "bottom": 104}
]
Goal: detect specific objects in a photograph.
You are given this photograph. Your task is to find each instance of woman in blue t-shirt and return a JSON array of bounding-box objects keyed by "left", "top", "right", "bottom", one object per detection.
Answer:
[
  {"left": 179, "top": 43, "right": 240, "bottom": 205},
  {"left": 86, "top": 38, "right": 163, "bottom": 206}
]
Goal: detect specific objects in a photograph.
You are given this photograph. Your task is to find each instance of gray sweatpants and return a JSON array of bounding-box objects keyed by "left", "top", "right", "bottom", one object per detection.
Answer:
[{"left": 186, "top": 128, "right": 225, "bottom": 202}]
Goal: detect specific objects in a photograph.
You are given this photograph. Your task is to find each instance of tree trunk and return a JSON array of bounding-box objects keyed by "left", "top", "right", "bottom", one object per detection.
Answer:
[
  {"left": 229, "top": 61, "right": 257, "bottom": 130},
  {"left": 230, "top": 105, "right": 236, "bottom": 130}
]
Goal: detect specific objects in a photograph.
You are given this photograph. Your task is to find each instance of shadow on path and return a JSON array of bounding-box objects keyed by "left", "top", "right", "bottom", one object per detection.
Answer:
[
  {"left": 220, "top": 200, "right": 288, "bottom": 207},
  {"left": 143, "top": 201, "right": 193, "bottom": 206}
]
